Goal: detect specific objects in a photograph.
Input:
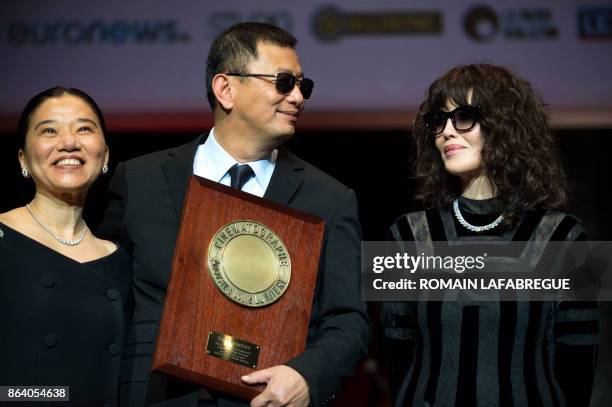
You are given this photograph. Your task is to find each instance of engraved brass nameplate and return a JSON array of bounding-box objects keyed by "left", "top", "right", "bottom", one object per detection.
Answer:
[{"left": 205, "top": 331, "right": 260, "bottom": 369}]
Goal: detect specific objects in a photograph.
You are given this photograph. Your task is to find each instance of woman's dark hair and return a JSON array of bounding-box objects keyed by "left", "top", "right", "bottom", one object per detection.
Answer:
[
  {"left": 17, "top": 86, "right": 106, "bottom": 148},
  {"left": 412, "top": 64, "right": 568, "bottom": 221}
]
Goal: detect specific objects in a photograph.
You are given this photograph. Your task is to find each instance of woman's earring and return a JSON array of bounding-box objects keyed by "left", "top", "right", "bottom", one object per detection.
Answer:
[
  {"left": 21, "top": 168, "right": 29, "bottom": 178},
  {"left": 102, "top": 164, "right": 108, "bottom": 174}
]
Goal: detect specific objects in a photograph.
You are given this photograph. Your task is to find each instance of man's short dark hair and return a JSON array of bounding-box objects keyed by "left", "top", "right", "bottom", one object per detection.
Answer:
[{"left": 206, "top": 22, "right": 297, "bottom": 110}]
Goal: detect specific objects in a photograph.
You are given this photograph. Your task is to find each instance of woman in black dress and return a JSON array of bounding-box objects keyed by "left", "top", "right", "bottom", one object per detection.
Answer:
[
  {"left": 383, "top": 64, "right": 599, "bottom": 407},
  {"left": 0, "top": 87, "right": 131, "bottom": 406}
]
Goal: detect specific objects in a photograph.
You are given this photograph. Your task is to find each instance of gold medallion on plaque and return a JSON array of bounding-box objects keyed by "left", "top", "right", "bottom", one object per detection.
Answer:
[{"left": 207, "top": 220, "right": 291, "bottom": 307}]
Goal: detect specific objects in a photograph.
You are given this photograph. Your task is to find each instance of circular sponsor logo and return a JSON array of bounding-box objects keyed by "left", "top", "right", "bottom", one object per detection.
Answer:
[
  {"left": 208, "top": 220, "right": 291, "bottom": 308},
  {"left": 463, "top": 5, "right": 499, "bottom": 42},
  {"left": 312, "top": 6, "right": 345, "bottom": 42}
]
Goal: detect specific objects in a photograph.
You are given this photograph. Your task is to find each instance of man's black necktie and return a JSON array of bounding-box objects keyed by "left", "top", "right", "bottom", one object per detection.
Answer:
[{"left": 228, "top": 164, "right": 254, "bottom": 190}]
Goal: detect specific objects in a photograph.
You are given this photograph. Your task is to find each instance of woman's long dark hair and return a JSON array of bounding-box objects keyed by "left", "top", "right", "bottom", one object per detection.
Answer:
[{"left": 412, "top": 64, "right": 568, "bottom": 222}]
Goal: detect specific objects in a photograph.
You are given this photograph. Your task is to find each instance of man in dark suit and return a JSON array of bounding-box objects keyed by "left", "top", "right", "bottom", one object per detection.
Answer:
[{"left": 99, "top": 22, "right": 370, "bottom": 406}]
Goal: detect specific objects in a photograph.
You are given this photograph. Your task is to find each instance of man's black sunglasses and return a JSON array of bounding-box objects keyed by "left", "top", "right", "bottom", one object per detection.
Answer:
[
  {"left": 225, "top": 72, "right": 314, "bottom": 99},
  {"left": 424, "top": 105, "right": 481, "bottom": 136}
]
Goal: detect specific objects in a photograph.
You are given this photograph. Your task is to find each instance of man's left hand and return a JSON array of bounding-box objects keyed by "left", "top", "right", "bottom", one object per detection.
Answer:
[{"left": 241, "top": 365, "right": 310, "bottom": 407}]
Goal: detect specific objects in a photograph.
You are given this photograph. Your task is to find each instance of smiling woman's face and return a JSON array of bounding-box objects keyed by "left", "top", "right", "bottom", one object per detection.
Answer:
[{"left": 19, "top": 94, "right": 108, "bottom": 199}]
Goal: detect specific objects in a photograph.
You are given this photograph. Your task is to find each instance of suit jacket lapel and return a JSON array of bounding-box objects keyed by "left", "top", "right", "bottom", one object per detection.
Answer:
[
  {"left": 162, "top": 133, "right": 209, "bottom": 219},
  {"left": 264, "top": 147, "right": 304, "bottom": 205}
]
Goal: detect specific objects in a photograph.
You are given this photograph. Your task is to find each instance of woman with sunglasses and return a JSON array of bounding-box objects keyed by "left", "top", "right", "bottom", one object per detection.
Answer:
[{"left": 383, "top": 64, "right": 599, "bottom": 406}]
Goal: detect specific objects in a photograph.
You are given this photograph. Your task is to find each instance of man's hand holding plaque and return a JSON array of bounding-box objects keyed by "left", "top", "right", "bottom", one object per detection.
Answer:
[{"left": 242, "top": 365, "right": 309, "bottom": 407}]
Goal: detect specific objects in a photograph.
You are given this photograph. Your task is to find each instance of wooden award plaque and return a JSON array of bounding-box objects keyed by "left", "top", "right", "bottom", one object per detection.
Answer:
[{"left": 151, "top": 175, "right": 325, "bottom": 400}]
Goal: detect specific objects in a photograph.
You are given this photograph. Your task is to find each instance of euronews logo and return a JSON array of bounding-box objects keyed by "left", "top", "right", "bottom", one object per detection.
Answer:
[{"left": 6, "top": 20, "right": 191, "bottom": 47}]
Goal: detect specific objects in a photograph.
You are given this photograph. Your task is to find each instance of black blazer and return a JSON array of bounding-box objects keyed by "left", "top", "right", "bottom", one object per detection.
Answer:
[
  {"left": 98, "top": 134, "right": 370, "bottom": 406},
  {"left": 0, "top": 224, "right": 132, "bottom": 407}
]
